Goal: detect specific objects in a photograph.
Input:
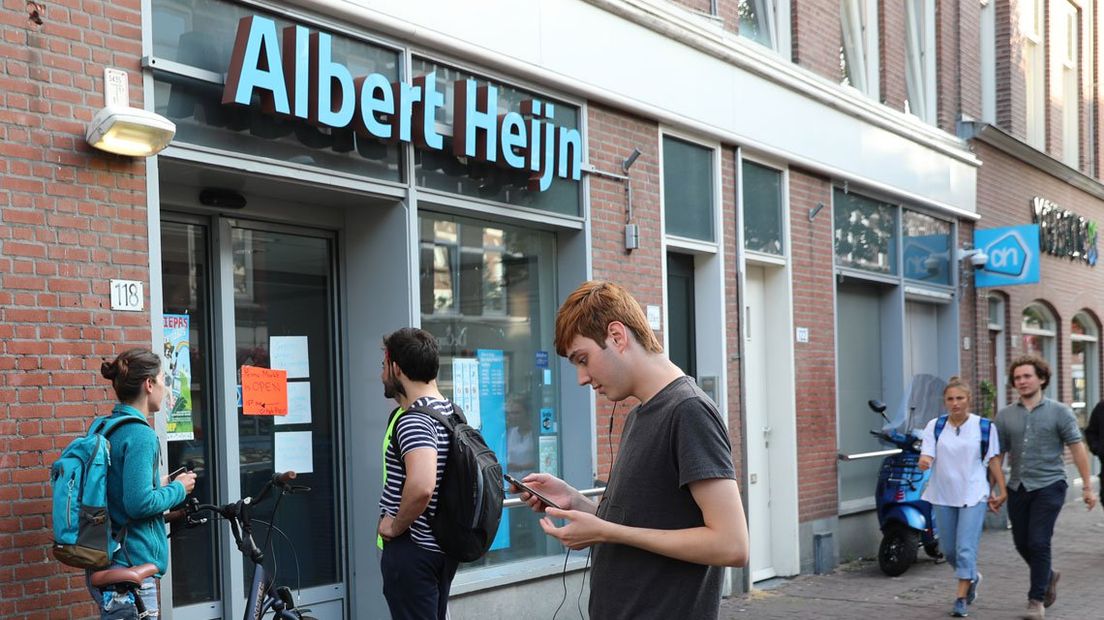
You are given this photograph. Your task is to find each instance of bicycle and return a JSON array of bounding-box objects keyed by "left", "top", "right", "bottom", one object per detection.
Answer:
[{"left": 89, "top": 471, "right": 316, "bottom": 620}]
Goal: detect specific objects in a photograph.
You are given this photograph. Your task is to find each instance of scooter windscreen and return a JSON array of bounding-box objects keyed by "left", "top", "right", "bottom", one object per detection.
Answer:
[{"left": 881, "top": 374, "right": 948, "bottom": 433}]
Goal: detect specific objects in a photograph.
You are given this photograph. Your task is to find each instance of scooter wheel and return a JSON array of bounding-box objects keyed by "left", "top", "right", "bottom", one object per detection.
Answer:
[{"left": 878, "top": 524, "right": 919, "bottom": 577}]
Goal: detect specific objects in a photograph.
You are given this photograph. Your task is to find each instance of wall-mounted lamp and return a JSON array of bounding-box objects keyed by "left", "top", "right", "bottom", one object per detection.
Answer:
[
  {"left": 622, "top": 148, "right": 642, "bottom": 173},
  {"left": 86, "top": 106, "right": 176, "bottom": 157},
  {"left": 808, "top": 202, "right": 825, "bottom": 221},
  {"left": 85, "top": 67, "right": 176, "bottom": 157}
]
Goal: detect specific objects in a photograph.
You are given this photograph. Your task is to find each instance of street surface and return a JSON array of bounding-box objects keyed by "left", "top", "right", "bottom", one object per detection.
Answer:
[{"left": 722, "top": 499, "right": 1104, "bottom": 619}]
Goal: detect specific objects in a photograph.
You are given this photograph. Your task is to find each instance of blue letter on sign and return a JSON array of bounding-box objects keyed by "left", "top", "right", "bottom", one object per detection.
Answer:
[
  {"left": 223, "top": 15, "right": 290, "bottom": 115},
  {"left": 310, "top": 31, "right": 355, "bottom": 128}
]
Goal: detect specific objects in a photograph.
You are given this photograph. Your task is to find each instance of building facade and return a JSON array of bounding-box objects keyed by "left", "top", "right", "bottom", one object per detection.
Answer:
[{"left": 6, "top": 1, "right": 1061, "bottom": 618}]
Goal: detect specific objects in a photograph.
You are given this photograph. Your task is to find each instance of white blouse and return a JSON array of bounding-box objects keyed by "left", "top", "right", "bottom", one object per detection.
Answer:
[{"left": 919, "top": 413, "right": 1001, "bottom": 507}]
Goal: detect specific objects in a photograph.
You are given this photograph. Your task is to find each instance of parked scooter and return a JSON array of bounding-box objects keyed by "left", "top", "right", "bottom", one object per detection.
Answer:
[{"left": 868, "top": 398, "right": 942, "bottom": 576}]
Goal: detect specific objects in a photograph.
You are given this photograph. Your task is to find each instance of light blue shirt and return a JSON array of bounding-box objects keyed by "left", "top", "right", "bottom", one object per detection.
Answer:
[{"left": 996, "top": 398, "right": 1082, "bottom": 492}]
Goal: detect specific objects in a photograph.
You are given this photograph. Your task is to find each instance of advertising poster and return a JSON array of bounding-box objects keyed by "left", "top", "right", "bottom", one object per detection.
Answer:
[
  {"left": 477, "top": 349, "right": 509, "bottom": 550},
  {"left": 163, "top": 314, "right": 194, "bottom": 441},
  {"left": 539, "top": 435, "right": 559, "bottom": 475},
  {"left": 451, "top": 357, "right": 481, "bottom": 429}
]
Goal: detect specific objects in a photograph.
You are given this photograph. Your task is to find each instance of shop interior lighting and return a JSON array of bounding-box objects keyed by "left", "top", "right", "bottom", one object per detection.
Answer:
[{"left": 85, "top": 106, "right": 176, "bottom": 157}]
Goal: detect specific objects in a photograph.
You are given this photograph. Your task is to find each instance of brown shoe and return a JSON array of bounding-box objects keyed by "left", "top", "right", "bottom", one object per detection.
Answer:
[
  {"left": 1043, "top": 570, "right": 1060, "bottom": 607},
  {"left": 1023, "top": 599, "right": 1045, "bottom": 619}
]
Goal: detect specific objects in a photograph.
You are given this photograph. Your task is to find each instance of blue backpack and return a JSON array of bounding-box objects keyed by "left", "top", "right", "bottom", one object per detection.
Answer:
[
  {"left": 933, "top": 415, "right": 992, "bottom": 460},
  {"left": 50, "top": 415, "right": 143, "bottom": 569}
]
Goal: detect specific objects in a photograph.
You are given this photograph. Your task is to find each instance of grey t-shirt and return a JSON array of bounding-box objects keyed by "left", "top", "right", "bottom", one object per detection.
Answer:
[
  {"left": 590, "top": 376, "right": 736, "bottom": 620},
  {"left": 996, "top": 397, "right": 1083, "bottom": 491}
]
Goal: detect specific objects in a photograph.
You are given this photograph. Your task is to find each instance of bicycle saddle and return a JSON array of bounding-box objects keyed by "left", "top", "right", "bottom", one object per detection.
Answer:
[{"left": 90, "top": 563, "right": 158, "bottom": 587}]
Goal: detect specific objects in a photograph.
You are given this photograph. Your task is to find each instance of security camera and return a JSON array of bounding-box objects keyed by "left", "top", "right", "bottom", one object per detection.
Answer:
[{"left": 969, "top": 251, "right": 989, "bottom": 269}]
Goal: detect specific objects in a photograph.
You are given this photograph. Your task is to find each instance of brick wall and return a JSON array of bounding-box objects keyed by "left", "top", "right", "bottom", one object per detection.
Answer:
[
  {"left": 996, "top": 0, "right": 1029, "bottom": 140},
  {"left": 788, "top": 170, "right": 838, "bottom": 522},
  {"left": 584, "top": 105, "right": 663, "bottom": 479},
  {"left": 957, "top": 0, "right": 983, "bottom": 124},
  {"left": 973, "top": 140, "right": 1104, "bottom": 408},
  {"left": 722, "top": 147, "right": 744, "bottom": 481},
  {"left": 791, "top": 0, "right": 841, "bottom": 81},
  {"left": 1, "top": 1, "right": 151, "bottom": 618},
  {"left": 879, "top": 0, "right": 907, "bottom": 112}
]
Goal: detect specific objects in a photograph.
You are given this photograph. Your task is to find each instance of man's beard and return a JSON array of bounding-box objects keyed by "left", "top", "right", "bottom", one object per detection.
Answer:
[{"left": 383, "top": 375, "right": 405, "bottom": 400}]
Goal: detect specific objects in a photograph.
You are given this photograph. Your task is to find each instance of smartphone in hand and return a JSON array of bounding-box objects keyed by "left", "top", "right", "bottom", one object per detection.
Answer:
[{"left": 504, "top": 473, "right": 563, "bottom": 510}]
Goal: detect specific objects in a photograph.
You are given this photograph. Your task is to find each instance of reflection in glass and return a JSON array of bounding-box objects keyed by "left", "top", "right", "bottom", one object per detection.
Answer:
[
  {"left": 663, "top": 136, "right": 715, "bottom": 242},
  {"left": 151, "top": 0, "right": 402, "bottom": 181},
  {"left": 738, "top": 0, "right": 775, "bottom": 48},
  {"left": 418, "top": 212, "right": 563, "bottom": 569},
  {"left": 233, "top": 228, "right": 341, "bottom": 589},
  {"left": 901, "top": 210, "right": 951, "bottom": 285},
  {"left": 742, "top": 161, "right": 783, "bottom": 255},
  {"left": 834, "top": 189, "right": 898, "bottom": 274},
  {"left": 1071, "top": 314, "right": 1099, "bottom": 427},
  {"left": 162, "top": 221, "right": 219, "bottom": 606}
]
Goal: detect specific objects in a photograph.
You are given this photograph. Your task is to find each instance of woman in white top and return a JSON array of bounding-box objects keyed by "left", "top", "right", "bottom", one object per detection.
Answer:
[{"left": 918, "top": 376, "right": 1007, "bottom": 618}]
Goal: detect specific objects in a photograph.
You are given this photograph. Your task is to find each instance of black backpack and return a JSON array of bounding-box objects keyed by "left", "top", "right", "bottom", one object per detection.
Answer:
[{"left": 399, "top": 403, "right": 504, "bottom": 562}]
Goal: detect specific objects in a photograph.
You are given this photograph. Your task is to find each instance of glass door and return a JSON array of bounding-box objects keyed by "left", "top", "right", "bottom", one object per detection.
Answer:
[
  {"left": 163, "top": 215, "right": 345, "bottom": 618},
  {"left": 230, "top": 223, "right": 343, "bottom": 592}
]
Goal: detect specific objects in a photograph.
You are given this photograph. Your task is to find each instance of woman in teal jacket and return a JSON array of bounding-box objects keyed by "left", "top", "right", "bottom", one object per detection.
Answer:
[{"left": 87, "top": 349, "right": 196, "bottom": 618}]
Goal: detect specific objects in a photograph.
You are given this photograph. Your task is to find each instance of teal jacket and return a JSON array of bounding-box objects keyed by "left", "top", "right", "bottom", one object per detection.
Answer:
[{"left": 104, "top": 404, "right": 186, "bottom": 576}]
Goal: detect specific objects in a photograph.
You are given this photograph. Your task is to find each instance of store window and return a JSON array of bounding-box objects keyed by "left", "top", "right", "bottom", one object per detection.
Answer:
[
  {"left": 840, "top": 0, "right": 878, "bottom": 97},
  {"left": 834, "top": 189, "right": 898, "bottom": 275},
  {"left": 663, "top": 136, "right": 716, "bottom": 242},
  {"left": 905, "top": 0, "right": 936, "bottom": 122},
  {"left": 418, "top": 212, "right": 562, "bottom": 568},
  {"left": 1022, "top": 303, "right": 1058, "bottom": 399},
  {"left": 150, "top": 0, "right": 403, "bottom": 182},
  {"left": 1023, "top": 0, "right": 1046, "bottom": 148},
  {"left": 901, "top": 210, "right": 951, "bottom": 285},
  {"left": 1071, "top": 312, "right": 1098, "bottom": 427},
  {"left": 742, "top": 160, "right": 784, "bottom": 255},
  {"left": 411, "top": 58, "right": 582, "bottom": 217}
]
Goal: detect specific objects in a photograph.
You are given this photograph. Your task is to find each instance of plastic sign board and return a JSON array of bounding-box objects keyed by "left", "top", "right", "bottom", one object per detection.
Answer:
[
  {"left": 241, "top": 365, "right": 289, "bottom": 416},
  {"left": 222, "top": 15, "right": 581, "bottom": 192},
  {"left": 974, "top": 224, "right": 1040, "bottom": 287}
]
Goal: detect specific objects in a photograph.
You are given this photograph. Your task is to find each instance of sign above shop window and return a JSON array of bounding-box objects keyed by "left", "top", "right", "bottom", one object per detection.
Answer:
[
  {"left": 1031, "top": 196, "right": 1099, "bottom": 266},
  {"left": 974, "top": 224, "right": 1041, "bottom": 288},
  {"left": 223, "top": 15, "right": 581, "bottom": 192}
]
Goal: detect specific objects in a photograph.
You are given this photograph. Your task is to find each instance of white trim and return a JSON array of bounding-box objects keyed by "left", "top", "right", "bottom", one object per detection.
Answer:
[
  {"left": 904, "top": 285, "right": 953, "bottom": 302},
  {"left": 666, "top": 235, "right": 720, "bottom": 254}
]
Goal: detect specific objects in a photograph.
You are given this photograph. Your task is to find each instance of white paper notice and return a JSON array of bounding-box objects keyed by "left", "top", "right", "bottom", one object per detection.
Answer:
[
  {"left": 274, "top": 431, "right": 313, "bottom": 474},
  {"left": 270, "top": 336, "right": 310, "bottom": 379},
  {"left": 276, "top": 382, "right": 312, "bottom": 425},
  {"left": 451, "top": 357, "right": 481, "bottom": 429}
]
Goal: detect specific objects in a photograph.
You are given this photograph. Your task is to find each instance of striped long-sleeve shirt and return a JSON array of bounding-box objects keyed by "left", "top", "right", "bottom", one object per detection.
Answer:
[{"left": 379, "top": 396, "right": 453, "bottom": 552}]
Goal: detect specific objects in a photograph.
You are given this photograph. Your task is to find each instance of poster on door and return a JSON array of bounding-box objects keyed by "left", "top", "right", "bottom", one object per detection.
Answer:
[{"left": 163, "top": 314, "right": 194, "bottom": 441}]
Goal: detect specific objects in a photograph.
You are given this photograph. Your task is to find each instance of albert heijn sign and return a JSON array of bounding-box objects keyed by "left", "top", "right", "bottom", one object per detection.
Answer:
[{"left": 222, "top": 15, "right": 581, "bottom": 192}]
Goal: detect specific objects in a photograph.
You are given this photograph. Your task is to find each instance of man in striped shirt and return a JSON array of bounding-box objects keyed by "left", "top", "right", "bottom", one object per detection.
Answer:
[{"left": 377, "top": 327, "right": 458, "bottom": 620}]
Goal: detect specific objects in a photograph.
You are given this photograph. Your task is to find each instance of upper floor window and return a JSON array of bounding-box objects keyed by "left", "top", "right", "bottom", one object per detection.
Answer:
[
  {"left": 1058, "top": 1, "right": 1080, "bottom": 167},
  {"left": 663, "top": 136, "right": 716, "bottom": 242},
  {"left": 905, "top": 0, "right": 936, "bottom": 123},
  {"left": 1023, "top": 0, "right": 1046, "bottom": 148},
  {"left": 738, "top": 0, "right": 776, "bottom": 49},
  {"left": 840, "top": 0, "right": 878, "bottom": 98}
]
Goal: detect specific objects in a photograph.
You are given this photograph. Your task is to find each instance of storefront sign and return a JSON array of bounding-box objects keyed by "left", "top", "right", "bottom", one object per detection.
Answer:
[
  {"left": 223, "top": 15, "right": 581, "bottom": 191},
  {"left": 1031, "top": 197, "right": 1098, "bottom": 266},
  {"left": 974, "top": 224, "right": 1040, "bottom": 287}
]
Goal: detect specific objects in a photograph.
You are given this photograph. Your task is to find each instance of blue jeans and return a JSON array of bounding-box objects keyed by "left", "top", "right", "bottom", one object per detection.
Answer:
[
  {"left": 1007, "top": 480, "right": 1067, "bottom": 602},
  {"left": 933, "top": 501, "right": 988, "bottom": 581},
  {"left": 86, "top": 567, "right": 158, "bottom": 619},
  {"left": 381, "top": 532, "right": 458, "bottom": 620}
]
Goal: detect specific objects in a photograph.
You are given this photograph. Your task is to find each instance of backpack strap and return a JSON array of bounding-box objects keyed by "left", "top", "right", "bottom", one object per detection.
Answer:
[
  {"left": 979, "top": 417, "right": 992, "bottom": 461},
  {"left": 91, "top": 414, "right": 146, "bottom": 439},
  {"left": 404, "top": 402, "right": 465, "bottom": 435},
  {"left": 933, "top": 415, "right": 948, "bottom": 444}
]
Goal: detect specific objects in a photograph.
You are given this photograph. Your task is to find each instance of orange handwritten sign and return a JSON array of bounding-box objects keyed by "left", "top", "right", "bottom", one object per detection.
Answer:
[{"left": 241, "top": 365, "right": 288, "bottom": 416}]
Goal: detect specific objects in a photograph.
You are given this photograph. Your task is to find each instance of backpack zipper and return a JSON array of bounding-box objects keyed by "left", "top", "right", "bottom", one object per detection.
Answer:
[{"left": 67, "top": 476, "right": 75, "bottom": 527}]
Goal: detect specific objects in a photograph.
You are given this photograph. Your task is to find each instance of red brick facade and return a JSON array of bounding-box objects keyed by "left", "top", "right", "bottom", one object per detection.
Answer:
[{"left": 2, "top": 1, "right": 151, "bottom": 618}]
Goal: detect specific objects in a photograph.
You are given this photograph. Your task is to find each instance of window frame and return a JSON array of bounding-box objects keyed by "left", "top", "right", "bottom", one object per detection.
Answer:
[
  {"left": 840, "top": 0, "right": 880, "bottom": 98},
  {"left": 1021, "top": 302, "right": 1058, "bottom": 400},
  {"left": 1023, "top": 0, "right": 1047, "bottom": 148},
  {"left": 905, "top": 0, "right": 937, "bottom": 123}
]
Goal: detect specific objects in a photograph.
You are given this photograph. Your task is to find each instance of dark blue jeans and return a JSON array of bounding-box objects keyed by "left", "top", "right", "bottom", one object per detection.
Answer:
[
  {"left": 1006, "top": 480, "right": 1067, "bottom": 602},
  {"left": 381, "top": 532, "right": 458, "bottom": 620}
]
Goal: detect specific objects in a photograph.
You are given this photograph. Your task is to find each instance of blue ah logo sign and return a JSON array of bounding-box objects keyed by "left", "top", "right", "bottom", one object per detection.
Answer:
[{"left": 974, "top": 224, "right": 1040, "bottom": 287}]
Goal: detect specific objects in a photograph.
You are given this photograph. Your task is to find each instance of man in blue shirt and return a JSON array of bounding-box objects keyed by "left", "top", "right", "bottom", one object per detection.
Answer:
[{"left": 995, "top": 355, "right": 1097, "bottom": 619}]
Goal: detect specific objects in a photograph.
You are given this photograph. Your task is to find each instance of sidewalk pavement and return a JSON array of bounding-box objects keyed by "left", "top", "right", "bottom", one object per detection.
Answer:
[{"left": 721, "top": 499, "right": 1104, "bottom": 619}]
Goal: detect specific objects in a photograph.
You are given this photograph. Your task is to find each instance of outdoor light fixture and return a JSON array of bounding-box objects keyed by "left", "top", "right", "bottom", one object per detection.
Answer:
[{"left": 85, "top": 106, "right": 176, "bottom": 157}]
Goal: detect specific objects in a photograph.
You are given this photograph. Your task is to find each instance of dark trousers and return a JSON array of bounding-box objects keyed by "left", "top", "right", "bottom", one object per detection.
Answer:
[
  {"left": 1006, "top": 480, "right": 1067, "bottom": 602},
  {"left": 381, "top": 533, "right": 458, "bottom": 620}
]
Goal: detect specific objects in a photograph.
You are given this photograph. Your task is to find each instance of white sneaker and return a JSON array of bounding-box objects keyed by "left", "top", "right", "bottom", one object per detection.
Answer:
[{"left": 1023, "top": 599, "right": 1045, "bottom": 620}]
